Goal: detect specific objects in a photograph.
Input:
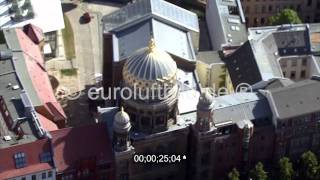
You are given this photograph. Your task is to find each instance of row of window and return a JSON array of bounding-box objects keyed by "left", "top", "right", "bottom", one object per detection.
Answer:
[
  {"left": 283, "top": 70, "right": 307, "bottom": 79},
  {"left": 241, "top": 0, "right": 313, "bottom": 7},
  {"left": 14, "top": 152, "right": 52, "bottom": 169},
  {"left": 280, "top": 58, "right": 308, "bottom": 68},
  {"left": 13, "top": 171, "right": 52, "bottom": 180}
]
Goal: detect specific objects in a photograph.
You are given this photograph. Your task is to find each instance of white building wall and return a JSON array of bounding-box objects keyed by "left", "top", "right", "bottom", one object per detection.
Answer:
[
  {"left": 279, "top": 56, "right": 312, "bottom": 81},
  {"left": 206, "top": 0, "right": 227, "bottom": 51}
]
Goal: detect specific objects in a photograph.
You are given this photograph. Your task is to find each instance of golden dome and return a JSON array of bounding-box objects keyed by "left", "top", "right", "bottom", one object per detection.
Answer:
[{"left": 123, "top": 39, "right": 177, "bottom": 82}]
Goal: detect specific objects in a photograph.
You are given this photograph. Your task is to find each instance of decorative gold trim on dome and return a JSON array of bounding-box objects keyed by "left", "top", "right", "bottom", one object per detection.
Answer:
[{"left": 148, "top": 38, "right": 156, "bottom": 53}]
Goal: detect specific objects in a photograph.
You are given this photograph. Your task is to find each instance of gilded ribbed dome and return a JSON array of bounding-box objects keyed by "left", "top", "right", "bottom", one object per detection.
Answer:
[{"left": 123, "top": 39, "right": 177, "bottom": 81}]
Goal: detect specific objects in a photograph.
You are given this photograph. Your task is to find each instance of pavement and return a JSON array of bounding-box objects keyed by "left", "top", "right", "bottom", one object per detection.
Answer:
[{"left": 52, "top": 0, "right": 120, "bottom": 126}]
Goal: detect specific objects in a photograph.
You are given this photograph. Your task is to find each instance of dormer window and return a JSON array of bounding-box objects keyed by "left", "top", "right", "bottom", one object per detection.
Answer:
[{"left": 14, "top": 152, "right": 27, "bottom": 168}]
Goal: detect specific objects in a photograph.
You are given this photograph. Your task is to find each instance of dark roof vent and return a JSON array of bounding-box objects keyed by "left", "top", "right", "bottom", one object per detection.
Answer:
[{"left": 0, "top": 50, "right": 13, "bottom": 60}]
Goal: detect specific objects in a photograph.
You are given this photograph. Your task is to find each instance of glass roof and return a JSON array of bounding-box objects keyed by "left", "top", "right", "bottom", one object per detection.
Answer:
[{"left": 103, "top": 0, "right": 199, "bottom": 33}]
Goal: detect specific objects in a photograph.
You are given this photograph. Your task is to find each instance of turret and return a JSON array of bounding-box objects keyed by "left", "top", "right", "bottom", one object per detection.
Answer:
[
  {"left": 113, "top": 107, "right": 131, "bottom": 152},
  {"left": 196, "top": 89, "right": 214, "bottom": 132}
]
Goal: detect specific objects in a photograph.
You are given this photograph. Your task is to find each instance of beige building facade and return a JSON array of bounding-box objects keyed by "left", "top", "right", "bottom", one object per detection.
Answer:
[
  {"left": 196, "top": 51, "right": 234, "bottom": 94},
  {"left": 241, "top": 0, "right": 320, "bottom": 27}
]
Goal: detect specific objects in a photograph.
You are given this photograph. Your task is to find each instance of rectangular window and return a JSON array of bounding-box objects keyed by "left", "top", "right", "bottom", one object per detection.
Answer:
[
  {"left": 155, "top": 117, "right": 164, "bottom": 126},
  {"left": 281, "top": 61, "right": 287, "bottom": 68},
  {"left": 302, "top": 58, "right": 307, "bottom": 66},
  {"left": 40, "top": 152, "right": 52, "bottom": 163},
  {"left": 290, "top": 71, "right": 296, "bottom": 79},
  {"left": 315, "top": 112, "right": 320, "bottom": 121},
  {"left": 32, "top": 175, "right": 36, "bottom": 180},
  {"left": 14, "top": 152, "right": 27, "bottom": 168},
  {"left": 42, "top": 172, "right": 46, "bottom": 179},
  {"left": 291, "top": 60, "right": 297, "bottom": 67},
  {"left": 300, "top": 70, "right": 306, "bottom": 78},
  {"left": 48, "top": 171, "right": 52, "bottom": 177},
  {"left": 228, "top": 6, "right": 239, "bottom": 15}
]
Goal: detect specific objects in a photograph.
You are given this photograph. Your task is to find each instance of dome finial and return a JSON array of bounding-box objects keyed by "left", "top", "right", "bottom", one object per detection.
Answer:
[
  {"left": 121, "top": 106, "right": 124, "bottom": 112},
  {"left": 148, "top": 38, "right": 156, "bottom": 53}
]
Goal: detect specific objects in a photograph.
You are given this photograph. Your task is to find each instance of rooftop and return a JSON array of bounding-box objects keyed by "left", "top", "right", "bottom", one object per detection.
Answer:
[
  {"left": 0, "top": 46, "right": 39, "bottom": 148},
  {"left": 266, "top": 77, "right": 320, "bottom": 120},
  {"left": 225, "top": 24, "right": 316, "bottom": 86},
  {"left": 51, "top": 123, "right": 114, "bottom": 173},
  {"left": 103, "top": 0, "right": 199, "bottom": 62},
  {"left": 103, "top": 0, "right": 199, "bottom": 33},
  {"left": 0, "top": 138, "right": 52, "bottom": 179},
  {"left": 213, "top": 92, "right": 272, "bottom": 126},
  {"left": 3, "top": 27, "right": 66, "bottom": 125},
  {"left": 207, "top": 0, "right": 247, "bottom": 47},
  {"left": 0, "top": 0, "right": 65, "bottom": 33}
]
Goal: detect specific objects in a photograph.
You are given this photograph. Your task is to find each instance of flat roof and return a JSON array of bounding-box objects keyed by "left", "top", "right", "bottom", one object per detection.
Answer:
[
  {"left": 103, "top": 0, "right": 199, "bottom": 33},
  {"left": 268, "top": 78, "right": 320, "bottom": 120},
  {"left": 0, "top": 57, "right": 38, "bottom": 148},
  {"left": 3, "top": 29, "right": 42, "bottom": 106},
  {"left": 0, "top": 0, "right": 64, "bottom": 33}
]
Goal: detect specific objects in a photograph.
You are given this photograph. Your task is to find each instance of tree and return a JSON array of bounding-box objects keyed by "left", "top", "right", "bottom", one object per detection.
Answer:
[
  {"left": 228, "top": 168, "right": 240, "bottom": 180},
  {"left": 299, "top": 151, "right": 319, "bottom": 180},
  {"left": 250, "top": 162, "right": 268, "bottom": 180},
  {"left": 268, "top": 9, "right": 302, "bottom": 25},
  {"left": 278, "top": 157, "right": 295, "bottom": 180}
]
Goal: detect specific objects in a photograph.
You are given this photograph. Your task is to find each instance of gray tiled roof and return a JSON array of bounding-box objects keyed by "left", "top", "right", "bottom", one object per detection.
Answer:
[
  {"left": 213, "top": 92, "right": 272, "bottom": 126},
  {"left": 267, "top": 78, "right": 320, "bottom": 120},
  {"left": 226, "top": 24, "right": 314, "bottom": 87}
]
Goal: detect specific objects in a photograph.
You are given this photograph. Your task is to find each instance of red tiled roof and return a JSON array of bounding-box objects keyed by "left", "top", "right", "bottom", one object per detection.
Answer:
[
  {"left": 15, "top": 28, "right": 66, "bottom": 123},
  {"left": 37, "top": 112, "right": 58, "bottom": 132},
  {"left": 23, "top": 24, "right": 44, "bottom": 44},
  {"left": 0, "top": 163, "right": 52, "bottom": 179},
  {"left": 0, "top": 139, "right": 53, "bottom": 179},
  {"left": 51, "top": 123, "right": 114, "bottom": 173}
]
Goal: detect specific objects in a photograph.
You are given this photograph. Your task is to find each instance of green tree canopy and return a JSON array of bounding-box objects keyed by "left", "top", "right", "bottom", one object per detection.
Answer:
[
  {"left": 228, "top": 168, "right": 240, "bottom": 180},
  {"left": 268, "top": 9, "right": 302, "bottom": 25},
  {"left": 278, "top": 157, "right": 295, "bottom": 180},
  {"left": 299, "top": 151, "right": 319, "bottom": 180},
  {"left": 250, "top": 162, "right": 268, "bottom": 180}
]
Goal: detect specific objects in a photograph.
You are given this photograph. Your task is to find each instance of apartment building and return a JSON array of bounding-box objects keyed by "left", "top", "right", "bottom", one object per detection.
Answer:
[{"left": 240, "top": 0, "right": 320, "bottom": 27}]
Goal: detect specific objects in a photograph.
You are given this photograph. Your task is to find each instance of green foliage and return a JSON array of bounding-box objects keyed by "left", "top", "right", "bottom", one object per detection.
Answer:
[
  {"left": 278, "top": 157, "right": 295, "bottom": 180},
  {"left": 250, "top": 162, "right": 268, "bottom": 180},
  {"left": 60, "top": 68, "right": 78, "bottom": 76},
  {"left": 62, "top": 14, "right": 76, "bottom": 60},
  {"left": 299, "top": 151, "right": 319, "bottom": 180},
  {"left": 268, "top": 9, "right": 302, "bottom": 25},
  {"left": 228, "top": 168, "right": 240, "bottom": 180},
  {"left": 218, "top": 65, "right": 227, "bottom": 88}
]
